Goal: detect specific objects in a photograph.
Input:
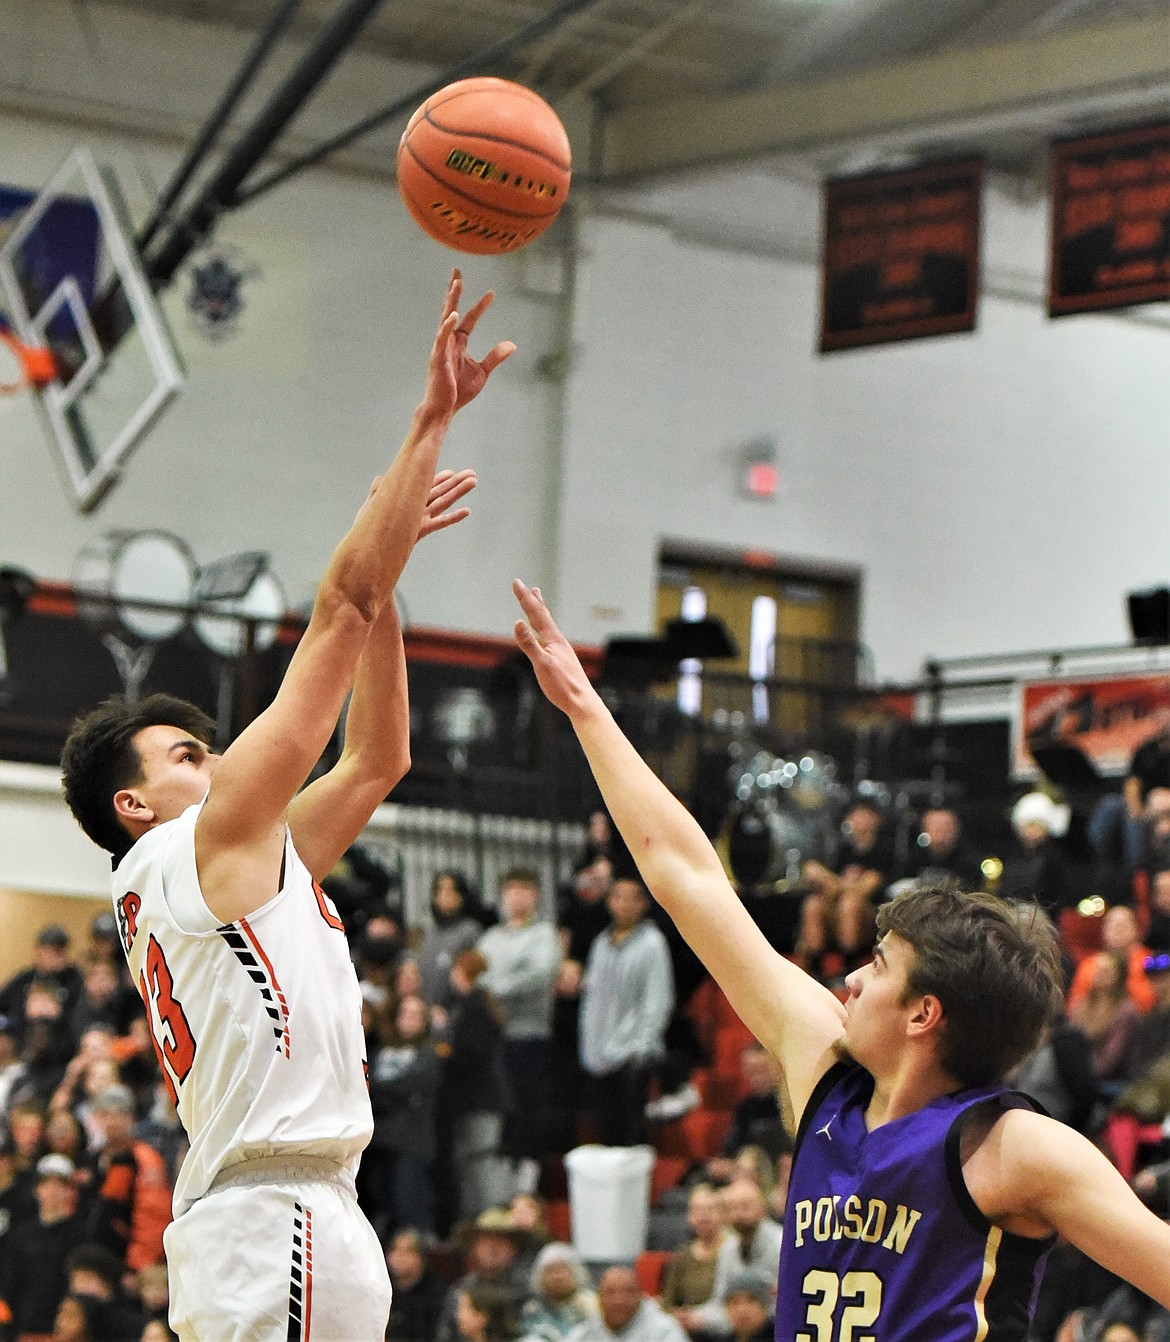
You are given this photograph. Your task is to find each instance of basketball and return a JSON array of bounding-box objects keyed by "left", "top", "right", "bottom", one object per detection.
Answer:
[{"left": 397, "top": 77, "right": 571, "bottom": 255}]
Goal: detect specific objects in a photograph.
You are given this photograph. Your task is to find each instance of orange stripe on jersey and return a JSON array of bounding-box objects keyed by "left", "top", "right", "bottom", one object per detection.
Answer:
[
  {"left": 239, "top": 917, "right": 292, "bottom": 1059},
  {"left": 304, "top": 1206, "right": 314, "bottom": 1341}
]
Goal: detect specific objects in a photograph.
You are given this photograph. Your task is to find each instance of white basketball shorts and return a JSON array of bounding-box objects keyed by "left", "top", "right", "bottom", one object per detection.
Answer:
[{"left": 165, "top": 1158, "right": 392, "bottom": 1342}]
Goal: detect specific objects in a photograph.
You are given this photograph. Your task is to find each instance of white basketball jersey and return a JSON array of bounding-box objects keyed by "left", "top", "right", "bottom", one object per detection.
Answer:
[{"left": 112, "top": 802, "right": 373, "bottom": 1217}]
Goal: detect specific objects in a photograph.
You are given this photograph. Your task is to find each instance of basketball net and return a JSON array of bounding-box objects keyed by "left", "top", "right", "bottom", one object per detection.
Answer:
[{"left": 0, "top": 327, "right": 58, "bottom": 396}]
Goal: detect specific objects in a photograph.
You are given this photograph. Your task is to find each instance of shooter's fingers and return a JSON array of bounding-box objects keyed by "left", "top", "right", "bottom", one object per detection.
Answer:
[
  {"left": 480, "top": 341, "right": 517, "bottom": 376},
  {"left": 457, "top": 289, "right": 494, "bottom": 337},
  {"left": 440, "top": 269, "right": 463, "bottom": 323}
]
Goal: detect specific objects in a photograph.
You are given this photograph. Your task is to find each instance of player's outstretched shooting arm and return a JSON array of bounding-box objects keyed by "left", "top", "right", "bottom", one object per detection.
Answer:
[
  {"left": 512, "top": 579, "right": 847, "bottom": 1125},
  {"left": 289, "top": 468, "right": 477, "bottom": 880},
  {"left": 193, "top": 274, "right": 513, "bottom": 925}
]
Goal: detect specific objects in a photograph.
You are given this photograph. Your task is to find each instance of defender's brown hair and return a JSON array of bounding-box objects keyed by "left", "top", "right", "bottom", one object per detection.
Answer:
[{"left": 876, "top": 881, "right": 1065, "bottom": 1086}]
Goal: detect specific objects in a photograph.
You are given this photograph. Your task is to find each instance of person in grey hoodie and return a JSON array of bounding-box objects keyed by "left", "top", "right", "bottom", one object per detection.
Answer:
[
  {"left": 478, "top": 869, "right": 563, "bottom": 1189},
  {"left": 579, "top": 877, "right": 674, "bottom": 1146}
]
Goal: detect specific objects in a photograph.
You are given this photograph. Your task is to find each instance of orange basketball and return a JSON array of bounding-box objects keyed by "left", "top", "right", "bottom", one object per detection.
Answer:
[{"left": 397, "top": 77, "right": 571, "bottom": 256}]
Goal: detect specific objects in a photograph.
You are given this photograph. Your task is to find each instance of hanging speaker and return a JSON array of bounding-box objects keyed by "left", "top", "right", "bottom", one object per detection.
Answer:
[{"left": 1127, "top": 587, "right": 1170, "bottom": 646}]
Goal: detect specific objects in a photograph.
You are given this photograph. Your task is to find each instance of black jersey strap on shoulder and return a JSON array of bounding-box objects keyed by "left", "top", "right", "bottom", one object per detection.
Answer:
[
  {"left": 792, "top": 1060, "right": 856, "bottom": 1159},
  {"left": 943, "top": 1087, "right": 1056, "bottom": 1240}
]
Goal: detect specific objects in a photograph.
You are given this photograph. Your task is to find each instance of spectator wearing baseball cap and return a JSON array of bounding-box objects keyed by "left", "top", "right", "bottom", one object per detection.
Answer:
[{"left": 0, "top": 1149, "right": 85, "bottom": 1337}]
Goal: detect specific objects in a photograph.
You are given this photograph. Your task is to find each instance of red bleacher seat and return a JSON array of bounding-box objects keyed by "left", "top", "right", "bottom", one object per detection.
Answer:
[
  {"left": 651, "top": 1155, "right": 689, "bottom": 1205},
  {"left": 694, "top": 1068, "right": 740, "bottom": 1111},
  {"left": 679, "top": 1108, "right": 732, "bottom": 1160},
  {"left": 635, "top": 1249, "right": 674, "bottom": 1296},
  {"left": 545, "top": 1198, "right": 572, "bottom": 1242},
  {"left": 1102, "top": 1113, "right": 1167, "bottom": 1179},
  {"left": 714, "top": 1024, "right": 753, "bottom": 1075},
  {"left": 1058, "top": 908, "right": 1103, "bottom": 964}
]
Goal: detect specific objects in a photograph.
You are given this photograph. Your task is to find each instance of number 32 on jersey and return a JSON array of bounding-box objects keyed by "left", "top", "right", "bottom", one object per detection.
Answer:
[{"left": 796, "top": 1270, "right": 882, "bottom": 1342}]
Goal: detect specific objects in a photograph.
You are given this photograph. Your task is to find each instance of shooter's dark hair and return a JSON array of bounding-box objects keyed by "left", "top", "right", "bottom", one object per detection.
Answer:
[
  {"left": 876, "top": 881, "right": 1065, "bottom": 1086},
  {"left": 61, "top": 694, "right": 215, "bottom": 860}
]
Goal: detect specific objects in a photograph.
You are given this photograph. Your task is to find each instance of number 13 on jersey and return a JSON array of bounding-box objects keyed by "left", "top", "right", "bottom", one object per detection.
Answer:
[
  {"left": 139, "top": 934, "right": 197, "bottom": 1104},
  {"left": 796, "top": 1270, "right": 882, "bottom": 1342}
]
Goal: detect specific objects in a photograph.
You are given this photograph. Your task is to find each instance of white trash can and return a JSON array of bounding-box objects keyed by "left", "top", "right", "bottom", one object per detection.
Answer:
[{"left": 564, "top": 1144, "right": 656, "bottom": 1261}]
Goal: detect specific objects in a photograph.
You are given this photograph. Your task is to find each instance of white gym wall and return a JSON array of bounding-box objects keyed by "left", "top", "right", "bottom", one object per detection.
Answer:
[{"left": 1, "top": 0, "right": 1167, "bottom": 683}]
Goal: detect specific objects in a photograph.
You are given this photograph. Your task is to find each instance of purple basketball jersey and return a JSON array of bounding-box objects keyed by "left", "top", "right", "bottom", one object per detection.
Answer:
[{"left": 776, "top": 1063, "right": 1053, "bottom": 1342}]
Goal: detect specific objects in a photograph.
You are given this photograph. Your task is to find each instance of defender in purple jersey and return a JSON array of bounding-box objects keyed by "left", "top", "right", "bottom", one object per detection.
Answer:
[{"left": 509, "top": 583, "right": 1170, "bottom": 1337}]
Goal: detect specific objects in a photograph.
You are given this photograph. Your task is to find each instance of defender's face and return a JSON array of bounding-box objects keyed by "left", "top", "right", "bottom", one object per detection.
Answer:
[
  {"left": 841, "top": 934, "right": 917, "bottom": 1066},
  {"left": 125, "top": 725, "right": 219, "bottom": 828}
]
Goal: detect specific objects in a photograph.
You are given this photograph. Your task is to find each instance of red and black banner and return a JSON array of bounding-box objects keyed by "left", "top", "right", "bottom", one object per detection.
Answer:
[
  {"left": 1049, "top": 122, "right": 1170, "bottom": 317},
  {"left": 819, "top": 159, "right": 982, "bottom": 352}
]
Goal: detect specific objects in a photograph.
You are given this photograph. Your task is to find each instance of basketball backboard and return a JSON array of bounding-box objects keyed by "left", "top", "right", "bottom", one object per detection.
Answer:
[{"left": 0, "top": 147, "right": 184, "bottom": 513}]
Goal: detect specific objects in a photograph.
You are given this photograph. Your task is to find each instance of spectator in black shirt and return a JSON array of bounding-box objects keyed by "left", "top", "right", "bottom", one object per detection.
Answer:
[
  {"left": 0, "top": 925, "right": 84, "bottom": 1047},
  {"left": 67, "top": 962, "right": 140, "bottom": 1047},
  {"left": 799, "top": 799, "right": 895, "bottom": 979},
  {"left": 706, "top": 1044, "right": 788, "bottom": 1185},
  {"left": 0, "top": 1139, "right": 35, "bottom": 1278},
  {"left": 1090, "top": 724, "right": 1170, "bottom": 874},
  {"left": 65, "top": 1243, "right": 148, "bottom": 1340},
  {"left": 437, "top": 950, "right": 511, "bottom": 1224},
  {"left": 897, "top": 808, "right": 985, "bottom": 892},
  {"left": 0, "top": 1153, "right": 85, "bottom": 1337},
  {"left": 386, "top": 1228, "right": 448, "bottom": 1342},
  {"left": 559, "top": 856, "right": 614, "bottom": 967},
  {"left": 50, "top": 1291, "right": 111, "bottom": 1342},
  {"left": 999, "top": 792, "right": 1073, "bottom": 919}
]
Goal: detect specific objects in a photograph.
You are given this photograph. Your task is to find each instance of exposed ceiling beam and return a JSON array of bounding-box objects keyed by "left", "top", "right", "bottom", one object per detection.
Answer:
[{"left": 599, "top": 13, "right": 1170, "bottom": 180}]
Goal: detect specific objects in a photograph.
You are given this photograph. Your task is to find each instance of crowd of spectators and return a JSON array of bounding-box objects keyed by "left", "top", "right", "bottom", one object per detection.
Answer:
[{"left": 1, "top": 720, "right": 1169, "bottom": 1340}]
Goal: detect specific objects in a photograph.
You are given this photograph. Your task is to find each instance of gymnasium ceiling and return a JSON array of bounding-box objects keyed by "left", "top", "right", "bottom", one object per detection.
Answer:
[{"left": 91, "top": 0, "right": 1170, "bottom": 181}]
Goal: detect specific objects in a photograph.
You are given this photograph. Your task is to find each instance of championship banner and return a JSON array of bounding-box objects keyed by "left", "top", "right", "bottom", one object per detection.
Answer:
[
  {"left": 1049, "top": 122, "right": 1170, "bottom": 317},
  {"left": 819, "top": 159, "right": 982, "bottom": 352},
  {"left": 1013, "top": 673, "right": 1170, "bottom": 780}
]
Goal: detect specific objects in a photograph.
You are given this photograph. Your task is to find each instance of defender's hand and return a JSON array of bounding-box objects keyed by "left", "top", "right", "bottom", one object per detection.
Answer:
[
  {"left": 512, "top": 579, "right": 594, "bottom": 716},
  {"left": 418, "top": 468, "right": 477, "bottom": 540},
  {"left": 357, "top": 469, "right": 477, "bottom": 540},
  {"left": 422, "top": 270, "right": 515, "bottom": 422}
]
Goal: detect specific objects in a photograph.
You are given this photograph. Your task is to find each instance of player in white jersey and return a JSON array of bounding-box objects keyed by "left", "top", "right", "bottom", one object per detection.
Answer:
[{"left": 61, "top": 271, "right": 514, "bottom": 1342}]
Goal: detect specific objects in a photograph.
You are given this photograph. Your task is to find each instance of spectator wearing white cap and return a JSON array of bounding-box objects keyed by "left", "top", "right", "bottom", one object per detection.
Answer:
[
  {"left": 999, "top": 792, "right": 1074, "bottom": 918},
  {"left": 0, "top": 1152, "right": 85, "bottom": 1336}
]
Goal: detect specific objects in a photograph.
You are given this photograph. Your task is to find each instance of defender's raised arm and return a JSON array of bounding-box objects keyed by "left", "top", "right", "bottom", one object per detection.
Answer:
[{"left": 512, "top": 579, "right": 845, "bottom": 1125}]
